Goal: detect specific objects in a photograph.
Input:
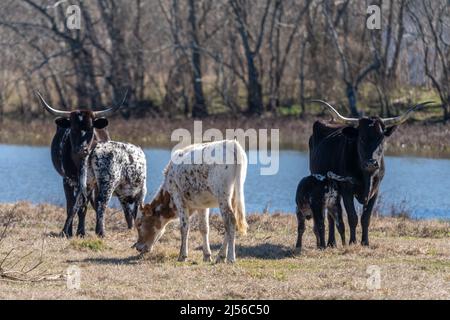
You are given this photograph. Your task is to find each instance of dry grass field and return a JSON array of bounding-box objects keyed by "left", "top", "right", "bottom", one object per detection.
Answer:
[{"left": 0, "top": 202, "right": 449, "bottom": 300}]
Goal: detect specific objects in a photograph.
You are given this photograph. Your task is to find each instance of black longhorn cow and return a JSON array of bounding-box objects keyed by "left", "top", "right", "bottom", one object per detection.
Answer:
[
  {"left": 36, "top": 92, "right": 127, "bottom": 237},
  {"left": 308, "top": 100, "right": 433, "bottom": 246}
]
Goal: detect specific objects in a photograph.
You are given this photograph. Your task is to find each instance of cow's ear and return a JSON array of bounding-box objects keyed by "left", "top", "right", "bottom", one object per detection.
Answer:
[
  {"left": 142, "top": 204, "right": 153, "bottom": 216},
  {"left": 342, "top": 127, "right": 358, "bottom": 140},
  {"left": 55, "top": 117, "right": 71, "bottom": 128},
  {"left": 93, "top": 118, "right": 108, "bottom": 129},
  {"left": 384, "top": 126, "right": 397, "bottom": 137}
]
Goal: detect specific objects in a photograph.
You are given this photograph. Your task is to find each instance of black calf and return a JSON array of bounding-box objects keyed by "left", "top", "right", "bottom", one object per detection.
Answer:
[{"left": 294, "top": 175, "right": 346, "bottom": 254}]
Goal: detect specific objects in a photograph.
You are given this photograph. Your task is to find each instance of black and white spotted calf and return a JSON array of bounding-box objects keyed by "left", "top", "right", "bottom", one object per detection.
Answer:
[
  {"left": 70, "top": 141, "right": 147, "bottom": 237},
  {"left": 295, "top": 174, "right": 346, "bottom": 254}
]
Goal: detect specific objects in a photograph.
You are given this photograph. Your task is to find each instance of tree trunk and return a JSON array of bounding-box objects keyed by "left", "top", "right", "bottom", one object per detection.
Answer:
[
  {"left": 247, "top": 57, "right": 263, "bottom": 115},
  {"left": 346, "top": 84, "right": 359, "bottom": 116},
  {"left": 443, "top": 100, "right": 450, "bottom": 122},
  {"left": 299, "top": 40, "right": 307, "bottom": 116},
  {"left": 188, "top": 0, "right": 207, "bottom": 118}
]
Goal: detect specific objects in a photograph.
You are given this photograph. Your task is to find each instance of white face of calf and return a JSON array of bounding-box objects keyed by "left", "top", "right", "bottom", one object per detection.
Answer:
[{"left": 133, "top": 191, "right": 176, "bottom": 253}]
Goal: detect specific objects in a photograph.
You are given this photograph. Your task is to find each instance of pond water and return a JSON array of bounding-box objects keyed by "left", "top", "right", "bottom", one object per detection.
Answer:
[{"left": 0, "top": 144, "right": 449, "bottom": 220}]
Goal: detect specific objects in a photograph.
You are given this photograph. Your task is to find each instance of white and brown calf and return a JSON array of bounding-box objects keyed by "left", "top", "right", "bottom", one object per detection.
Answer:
[
  {"left": 134, "top": 140, "right": 248, "bottom": 263},
  {"left": 71, "top": 141, "right": 147, "bottom": 237}
]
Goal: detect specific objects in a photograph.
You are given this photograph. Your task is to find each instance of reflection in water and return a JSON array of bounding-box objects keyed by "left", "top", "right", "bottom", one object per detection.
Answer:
[{"left": 0, "top": 144, "right": 449, "bottom": 219}]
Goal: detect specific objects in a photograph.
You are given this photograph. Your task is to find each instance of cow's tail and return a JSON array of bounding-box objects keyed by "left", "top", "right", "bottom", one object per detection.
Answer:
[{"left": 233, "top": 140, "right": 248, "bottom": 235}]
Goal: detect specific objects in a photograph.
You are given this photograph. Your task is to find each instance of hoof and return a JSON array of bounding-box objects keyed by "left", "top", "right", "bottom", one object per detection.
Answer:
[
  {"left": 59, "top": 231, "right": 72, "bottom": 238},
  {"left": 215, "top": 255, "right": 226, "bottom": 264},
  {"left": 203, "top": 255, "right": 212, "bottom": 262},
  {"left": 95, "top": 230, "right": 105, "bottom": 238},
  {"left": 177, "top": 255, "right": 187, "bottom": 262},
  {"left": 293, "top": 247, "right": 302, "bottom": 256},
  {"left": 361, "top": 240, "right": 370, "bottom": 246},
  {"left": 327, "top": 242, "right": 337, "bottom": 248}
]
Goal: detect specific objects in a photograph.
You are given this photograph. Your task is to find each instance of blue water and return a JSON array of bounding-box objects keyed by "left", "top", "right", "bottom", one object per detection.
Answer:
[{"left": 0, "top": 144, "right": 449, "bottom": 219}]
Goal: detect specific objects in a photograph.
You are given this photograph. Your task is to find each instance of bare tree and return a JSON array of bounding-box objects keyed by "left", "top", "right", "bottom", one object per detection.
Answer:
[
  {"left": 229, "top": 0, "right": 272, "bottom": 115},
  {"left": 323, "top": 1, "right": 380, "bottom": 116},
  {"left": 187, "top": 0, "right": 208, "bottom": 117},
  {"left": 267, "top": 0, "right": 311, "bottom": 110},
  {"left": 0, "top": 0, "right": 446, "bottom": 119},
  {"left": 408, "top": 0, "right": 450, "bottom": 121},
  {"left": 372, "top": 0, "right": 407, "bottom": 116}
]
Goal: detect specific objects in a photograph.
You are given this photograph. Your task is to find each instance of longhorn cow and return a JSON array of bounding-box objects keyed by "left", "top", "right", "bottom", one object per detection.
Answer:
[
  {"left": 36, "top": 92, "right": 128, "bottom": 237},
  {"left": 308, "top": 100, "right": 433, "bottom": 246}
]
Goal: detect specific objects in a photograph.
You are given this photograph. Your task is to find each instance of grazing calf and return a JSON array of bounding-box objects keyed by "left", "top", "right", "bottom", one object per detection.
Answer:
[
  {"left": 134, "top": 140, "right": 248, "bottom": 263},
  {"left": 71, "top": 141, "right": 147, "bottom": 237},
  {"left": 295, "top": 174, "right": 346, "bottom": 254}
]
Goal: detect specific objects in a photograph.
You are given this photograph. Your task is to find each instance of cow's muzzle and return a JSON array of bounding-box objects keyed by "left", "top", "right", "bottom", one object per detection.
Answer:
[
  {"left": 133, "top": 242, "right": 149, "bottom": 254},
  {"left": 78, "top": 148, "right": 90, "bottom": 157},
  {"left": 363, "top": 159, "right": 379, "bottom": 171}
]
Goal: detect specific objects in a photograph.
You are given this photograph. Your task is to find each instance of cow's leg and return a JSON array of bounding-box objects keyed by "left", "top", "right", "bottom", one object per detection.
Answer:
[
  {"left": 94, "top": 187, "right": 114, "bottom": 237},
  {"left": 312, "top": 202, "right": 326, "bottom": 249},
  {"left": 342, "top": 191, "right": 358, "bottom": 245},
  {"left": 178, "top": 208, "right": 190, "bottom": 262},
  {"left": 219, "top": 200, "right": 237, "bottom": 263},
  {"left": 119, "top": 197, "right": 134, "bottom": 229},
  {"left": 313, "top": 224, "right": 320, "bottom": 247},
  {"left": 61, "top": 179, "right": 76, "bottom": 237},
  {"left": 327, "top": 211, "right": 337, "bottom": 248},
  {"left": 216, "top": 231, "right": 229, "bottom": 263},
  {"left": 168, "top": 194, "right": 190, "bottom": 262},
  {"left": 198, "top": 208, "right": 212, "bottom": 262},
  {"left": 294, "top": 211, "right": 306, "bottom": 255},
  {"left": 76, "top": 199, "right": 88, "bottom": 237},
  {"left": 361, "top": 193, "right": 377, "bottom": 246},
  {"left": 133, "top": 187, "right": 146, "bottom": 219},
  {"left": 336, "top": 200, "right": 346, "bottom": 246},
  {"left": 216, "top": 199, "right": 235, "bottom": 263}
]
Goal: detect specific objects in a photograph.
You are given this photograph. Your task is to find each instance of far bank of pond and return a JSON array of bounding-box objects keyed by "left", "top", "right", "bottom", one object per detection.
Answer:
[{"left": 1, "top": 116, "right": 450, "bottom": 158}]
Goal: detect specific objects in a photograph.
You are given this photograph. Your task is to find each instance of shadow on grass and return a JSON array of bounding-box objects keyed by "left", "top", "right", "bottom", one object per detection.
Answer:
[
  {"left": 66, "top": 254, "right": 144, "bottom": 266},
  {"left": 204, "top": 242, "right": 294, "bottom": 260}
]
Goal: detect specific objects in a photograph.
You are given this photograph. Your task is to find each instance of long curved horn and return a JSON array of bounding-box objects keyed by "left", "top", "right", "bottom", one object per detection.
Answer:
[
  {"left": 382, "top": 101, "right": 435, "bottom": 126},
  {"left": 309, "top": 99, "right": 359, "bottom": 125},
  {"left": 93, "top": 90, "right": 128, "bottom": 118},
  {"left": 35, "top": 91, "right": 71, "bottom": 117}
]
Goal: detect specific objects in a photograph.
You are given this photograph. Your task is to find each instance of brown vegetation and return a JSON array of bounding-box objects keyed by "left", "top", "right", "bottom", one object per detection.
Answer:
[
  {"left": 0, "top": 202, "right": 448, "bottom": 299},
  {"left": 2, "top": 115, "right": 450, "bottom": 157},
  {"left": 0, "top": 1, "right": 448, "bottom": 120}
]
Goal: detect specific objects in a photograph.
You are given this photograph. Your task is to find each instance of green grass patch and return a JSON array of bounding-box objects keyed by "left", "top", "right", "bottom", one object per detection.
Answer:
[{"left": 70, "top": 238, "right": 109, "bottom": 252}]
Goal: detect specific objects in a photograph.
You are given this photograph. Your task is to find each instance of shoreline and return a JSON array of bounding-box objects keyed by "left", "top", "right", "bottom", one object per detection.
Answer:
[{"left": 1, "top": 116, "right": 450, "bottom": 159}]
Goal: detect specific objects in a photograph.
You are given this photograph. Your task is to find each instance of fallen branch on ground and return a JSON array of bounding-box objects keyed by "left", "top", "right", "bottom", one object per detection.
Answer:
[{"left": 0, "top": 205, "right": 62, "bottom": 282}]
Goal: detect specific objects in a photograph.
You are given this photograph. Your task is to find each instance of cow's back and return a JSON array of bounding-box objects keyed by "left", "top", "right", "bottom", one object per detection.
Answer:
[
  {"left": 166, "top": 140, "right": 245, "bottom": 205},
  {"left": 90, "top": 141, "right": 146, "bottom": 185},
  {"left": 309, "top": 121, "right": 356, "bottom": 176}
]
